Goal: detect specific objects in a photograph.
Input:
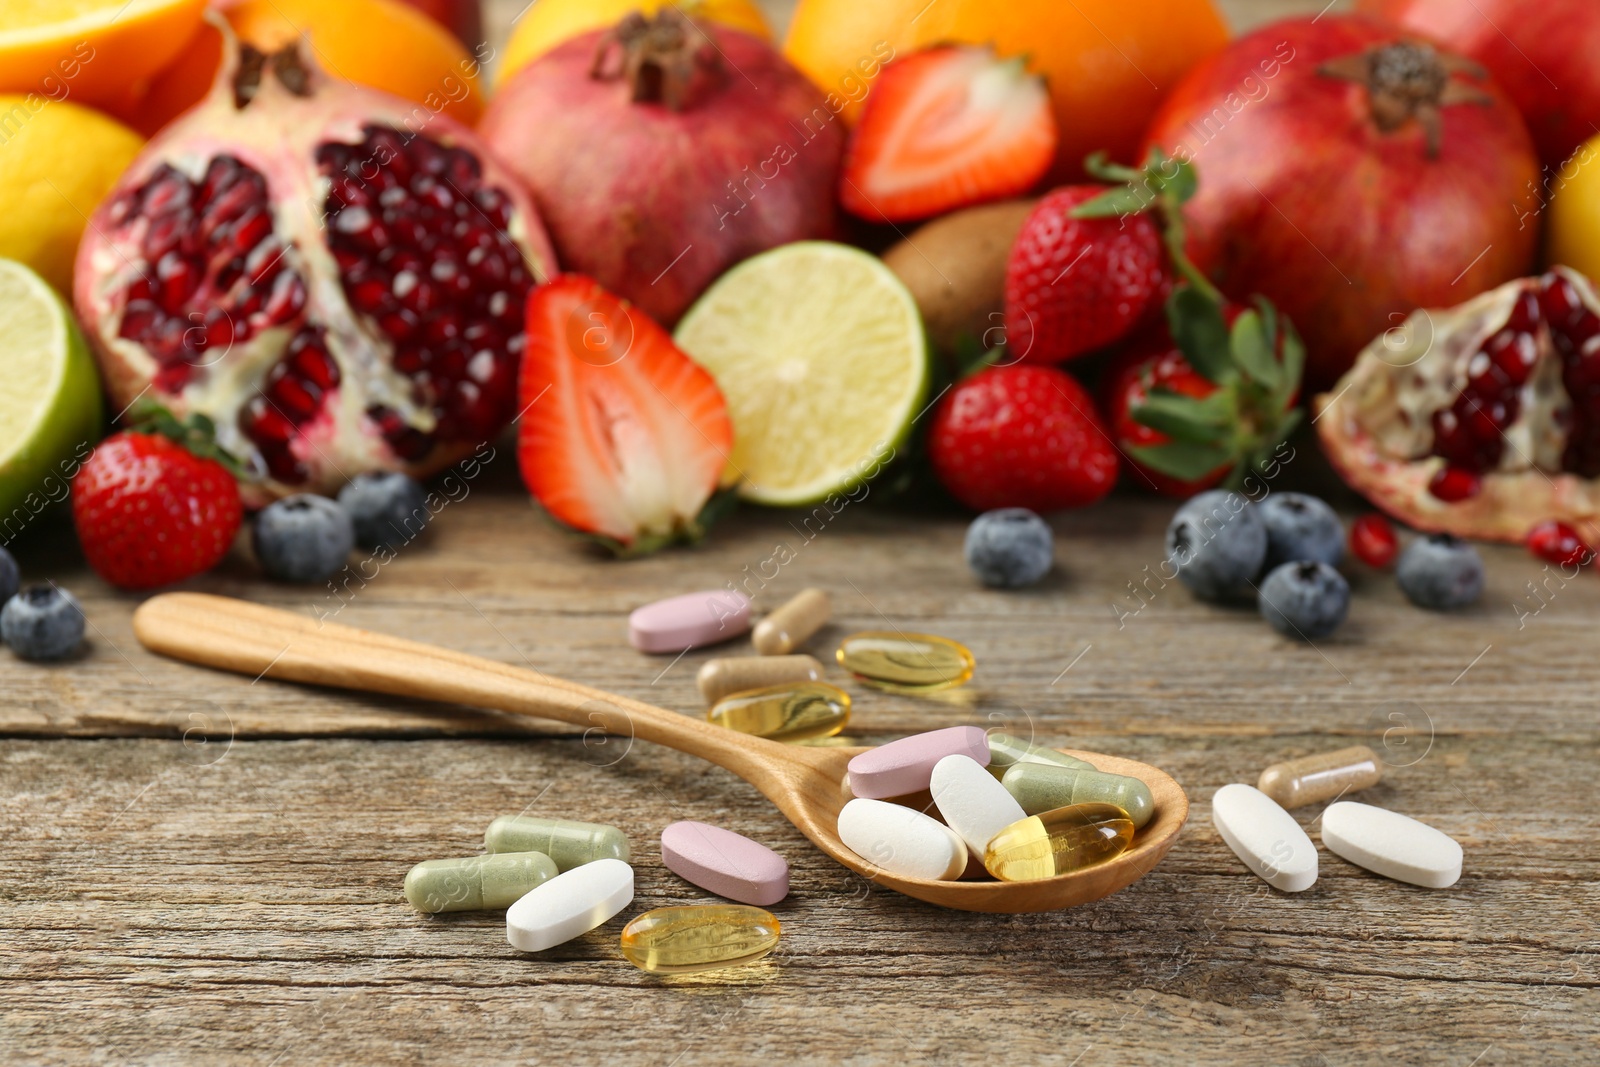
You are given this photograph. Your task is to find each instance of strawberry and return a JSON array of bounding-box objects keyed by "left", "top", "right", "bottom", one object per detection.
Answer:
[
  {"left": 517, "top": 275, "right": 734, "bottom": 555},
  {"left": 71, "top": 413, "right": 244, "bottom": 590},
  {"left": 928, "top": 363, "right": 1118, "bottom": 512},
  {"left": 1103, "top": 333, "right": 1231, "bottom": 498},
  {"left": 1004, "top": 184, "right": 1167, "bottom": 364},
  {"left": 840, "top": 45, "right": 1057, "bottom": 224}
]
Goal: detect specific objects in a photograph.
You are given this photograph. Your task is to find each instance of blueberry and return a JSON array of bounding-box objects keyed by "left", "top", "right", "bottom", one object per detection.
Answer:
[
  {"left": 1257, "top": 561, "right": 1350, "bottom": 639},
  {"left": 337, "top": 472, "right": 429, "bottom": 551},
  {"left": 965, "top": 508, "right": 1053, "bottom": 588},
  {"left": 0, "top": 545, "right": 18, "bottom": 605},
  {"left": 1258, "top": 493, "right": 1344, "bottom": 570},
  {"left": 1396, "top": 534, "right": 1484, "bottom": 610},
  {"left": 254, "top": 494, "right": 355, "bottom": 583},
  {"left": 2, "top": 585, "right": 85, "bottom": 661},
  {"left": 1166, "top": 490, "right": 1267, "bottom": 602}
]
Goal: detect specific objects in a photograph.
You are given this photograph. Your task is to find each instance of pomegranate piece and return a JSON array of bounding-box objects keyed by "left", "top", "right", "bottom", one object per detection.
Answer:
[
  {"left": 74, "top": 37, "right": 556, "bottom": 503},
  {"left": 1349, "top": 513, "right": 1399, "bottom": 568},
  {"left": 1526, "top": 520, "right": 1592, "bottom": 569},
  {"left": 1316, "top": 267, "right": 1600, "bottom": 545}
]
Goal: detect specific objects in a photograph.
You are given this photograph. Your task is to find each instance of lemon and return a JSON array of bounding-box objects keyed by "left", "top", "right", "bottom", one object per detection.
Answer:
[
  {"left": 674, "top": 242, "right": 928, "bottom": 506},
  {"left": 497, "top": 0, "right": 772, "bottom": 87},
  {"left": 1549, "top": 134, "right": 1600, "bottom": 285},
  {"left": 0, "top": 259, "right": 103, "bottom": 530},
  {"left": 0, "top": 94, "right": 143, "bottom": 295}
]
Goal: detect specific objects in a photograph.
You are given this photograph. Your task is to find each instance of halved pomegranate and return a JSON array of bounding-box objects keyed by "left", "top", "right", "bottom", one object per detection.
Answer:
[
  {"left": 74, "top": 32, "right": 556, "bottom": 502},
  {"left": 1316, "top": 266, "right": 1600, "bottom": 543}
]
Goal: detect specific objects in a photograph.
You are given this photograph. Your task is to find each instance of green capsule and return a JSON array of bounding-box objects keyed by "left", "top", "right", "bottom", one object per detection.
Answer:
[
  {"left": 835, "top": 631, "right": 974, "bottom": 692},
  {"left": 1000, "top": 761, "right": 1155, "bottom": 829},
  {"left": 707, "top": 682, "right": 850, "bottom": 743},
  {"left": 484, "top": 815, "right": 631, "bottom": 870},
  {"left": 985, "top": 733, "right": 1097, "bottom": 778},
  {"left": 404, "top": 851, "right": 557, "bottom": 913}
]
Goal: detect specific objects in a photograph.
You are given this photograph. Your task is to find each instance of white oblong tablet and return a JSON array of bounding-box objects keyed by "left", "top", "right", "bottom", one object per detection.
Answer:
[
  {"left": 930, "top": 754, "right": 1027, "bottom": 856},
  {"left": 506, "top": 858, "right": 634, "bottom": 952},
  {"left": 837, "top": 798, "right": 967, "bottom": 880},
  {"left": 1321, "top": 802, "right": 1462, "bottom": 888},
  {"left": 1211, "top": 783, "right": 1318, "bottom": 892}
]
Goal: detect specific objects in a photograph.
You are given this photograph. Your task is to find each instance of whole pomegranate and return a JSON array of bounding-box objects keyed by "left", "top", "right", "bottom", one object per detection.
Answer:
[
  {"left": 1142, "top": 16, "right": 1540, "bottom": 390},
  {"left": 1316, "top": 266, "right": 1600, "bottom": 544},
  {"left": 1359, "top": 0, "right": 1600, "bottom": 170},
  {"left": 75, "top": 38, "right": 555, "bottom": 501},
  {"left": 480, "top": 10, "right": 842, "bottom": 327}
]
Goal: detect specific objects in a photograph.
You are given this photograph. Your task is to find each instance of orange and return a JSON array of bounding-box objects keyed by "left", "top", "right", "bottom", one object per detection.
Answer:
[
  {"left": 0, "top": 0, "right": 207, "bottom": 111},
  {"left": 497, "top": 0, "right": 772, "bottom": 87},
  {"left": 108, "top": 0, "right": 485, "bottom": 136},
  {"left": 783, "top": 0, "right": 1230, "bottom": 181}
]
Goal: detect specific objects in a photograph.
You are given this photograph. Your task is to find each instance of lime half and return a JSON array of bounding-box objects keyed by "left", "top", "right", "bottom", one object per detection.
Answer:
[
  {"left": 0, "top": 259, "right": 102, "bottom": 530},
  {"left": 675, "top": 242, "right": 928, "bottom": 506}
]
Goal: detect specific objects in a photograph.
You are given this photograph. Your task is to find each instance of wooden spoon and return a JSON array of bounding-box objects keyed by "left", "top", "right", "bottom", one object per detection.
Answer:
[{"left": 133, "top": 592, "right": 1187, "bottom": 914}]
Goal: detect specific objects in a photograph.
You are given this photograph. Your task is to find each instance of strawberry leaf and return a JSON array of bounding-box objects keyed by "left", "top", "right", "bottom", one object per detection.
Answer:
[
  {"left": 1068, "top": 185, "right": 1155, "bottom": 219},
  {"left": 1275, "top": 315, "right": 1306, "bottom": 408},
  {"left": 1130, "top": 389, "right": 1233, "bottom": 445},
  {"left": 1166, "top": 286, "right": 1233, "bottom": 384},
  {"left": 1129, "top": 441, "right": 1233, "bottom": 482},
  {"left": 1229, "top": 309, "right": 1281, "bottom": 390}
]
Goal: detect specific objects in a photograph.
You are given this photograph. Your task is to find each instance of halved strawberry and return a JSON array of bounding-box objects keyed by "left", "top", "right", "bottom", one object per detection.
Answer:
[
  {"left": 518, "top": 276, "right": 734, "bottom": 555},
  {"left": 840, "top": 45, "right": 1057, "bottom": 224}
]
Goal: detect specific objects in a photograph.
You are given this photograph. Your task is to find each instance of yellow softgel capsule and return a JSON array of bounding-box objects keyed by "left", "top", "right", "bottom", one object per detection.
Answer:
[
  {"left": 983, "top": 802, "right": 1135, "bottom": 882},
  {"left": 706, "top": 682, "right": 850, "bottom": 743},
  {"left": 835, "top": 631, "right": 974, "bottom": 692},
  {"left": 619, "top": 905, "right": 781, "bottom": 975}
]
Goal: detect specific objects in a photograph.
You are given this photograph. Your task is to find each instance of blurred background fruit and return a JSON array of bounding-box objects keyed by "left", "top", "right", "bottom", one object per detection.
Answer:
[
  {"left": 1144, "top": 15, "right": 1540, "bottom": 390},
  {"left": 1547, "top": 132, "right": 1600, "bottom": 283},
  {"left": 0, "top": 0, "right": 206, "bottom": 112},
  {"left": 0, "top": 260, "right": 104, "bottom": 524},
  {"left": 483, "top": 12, "right": 841, "bottom": 328},
  {"left": 106, "top": 0, "right": 486, "bottom": 137},
  {"left": 1358, "top": 0, "right": 1600, "bottom": 170},
  {"left": 0, "top": 96, "right": 144, "bottom": 294},
  {"left": 399, "top": 0, "right": 484, "bottom": 49},
  {"left": 497, "top": 0, "right": 771, "bottom": 86},
  {"left": 783, "top": 0, "right": 1228, "bottom": 182}
]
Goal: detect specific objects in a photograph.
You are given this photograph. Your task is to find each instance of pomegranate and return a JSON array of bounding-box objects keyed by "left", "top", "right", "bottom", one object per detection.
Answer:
[
  {"left": 480, "top": 10, "right": 842, "bottom": 328},
  {"left": 1316, "top": 266, "right": 1600, "bottom": 544},
  {"left": 1142, "top": 16, "right": 1540, "bottom": 391},
  {"left": 1349, "top": 513, "right": 1399, "bottom": 568},
  {"left": 74, "top": 35, "right": 555, "bottom": 502},
  {"left": 397, "top": 0, "right": 483, "bottom": 48},
  {"left": 1358, "top": 0, "right": 1600, "bottom": 170}
]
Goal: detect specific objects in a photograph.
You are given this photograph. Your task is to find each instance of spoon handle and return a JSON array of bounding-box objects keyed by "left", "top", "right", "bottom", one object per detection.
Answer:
[{"left": 132, "top": 592, "right": 788, "bottom": 780}]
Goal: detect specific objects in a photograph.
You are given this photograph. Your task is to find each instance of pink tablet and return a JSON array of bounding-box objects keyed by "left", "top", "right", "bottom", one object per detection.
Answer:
[
  {"left": 628, "top": 590, "right": 752, "bottom": 653},
  {"left": 660, "top": 820, "right": 788, "bottom": 906},
  {"left": 846, "top": 725, "right": 990, "bottom": 799}
]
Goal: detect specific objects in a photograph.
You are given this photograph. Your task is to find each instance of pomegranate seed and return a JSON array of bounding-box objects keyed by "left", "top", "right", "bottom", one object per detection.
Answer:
[
  {"left": 1486, "top": 330, "right": 1538, "bottom": 385},
  {"left": 139, "top": 167, "right": 192, "bottom": 217},
  {"left": 224, "top": 207, "right": 273, "bottom": 257},
  {"left": 269, "top": 374, "right": 320, "bottom": 422},
  {"left": 1429, "top": 465, "right": 1482, "bottom": 502},
  {"left": 1350, "top": 514, "right": 1398, "bottom": 568},
  {"left": 262, "top": 273, "right": 307, "bottom": 323},
  {"left": 144, "top": 214, "right": 185, "bottom": 262},
  {"left": 1526, "top": 520, "right": 1592, "bottom": 568},
  {"left": 155, "top": 252, "right": 200, "bottom": 314},
  {"left": 379, "top": 310, "right": 419, "bottom": 342},
  {"left": 349, "top": 277, "right": 391, "bottom": 315},
  {"left": 1539, "top": 271, "right": 1584, "bottom": 331},
  {"left": 393, "top": 347, "right": 428, "bottom": 374},
  {"left": 119, "top": 301, "right": 161, "bottom": 340},
  {"left": 153, "top": 365, "right": 192, "bottom": 392}
]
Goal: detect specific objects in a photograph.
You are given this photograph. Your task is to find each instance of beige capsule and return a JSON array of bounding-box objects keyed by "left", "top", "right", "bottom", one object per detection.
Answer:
[
  {"left": 696, "top": 654, "right": 823, "bottom": 705},
  {"left": 752, "top": 588, "right": 831, "bottom": 654},
  {"left": 1257, "top": 745, "right": 1381, "bottom": 809}
]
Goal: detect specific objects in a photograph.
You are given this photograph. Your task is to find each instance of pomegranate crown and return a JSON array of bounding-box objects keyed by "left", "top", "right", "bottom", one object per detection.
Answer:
[
  {"left": 1319, "top": 40, "right": 1491, "bottom": 159},
  {"left": 590, "top": 8, "right": 722, "bottom": 111}
]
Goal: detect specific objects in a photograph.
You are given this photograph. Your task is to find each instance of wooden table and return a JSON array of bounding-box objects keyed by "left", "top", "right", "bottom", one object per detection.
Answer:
[{"left": 10, "top": 0, "right": 1600, "bottom": 1062}]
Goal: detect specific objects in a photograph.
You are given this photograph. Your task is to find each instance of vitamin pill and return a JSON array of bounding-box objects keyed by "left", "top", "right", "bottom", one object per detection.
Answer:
[
  {"left": 707, "top": 682, "right": 849, "bottom": 743},
  {"left": 846, "top": 724, "right": 990, "bottom": 799},
  {"left": 696, "top": 654, "right": 824, "bottom": 705},
  {"left": 620, "top": 905, "right": 781, "bottom": 974},
  {"left": 629, "top": 590, "right": 751, "bottom": 653},
  {"left": 484, "top": 815, "right": 631, "bottom": 870},
  {"left": 837, "top": 797, "right": 967, "bottom": 880},
  {"left": 983, "top": 803, "right": 1134, "bottom": 881},
  {"left": 506, "top": 858, "right": 634, "bottom": 952},
  {"left": 752, "top": 587, "right": 831, "bottom": 655},
  {"left": 930, "top": 754, "right": 1027, "bottom": 855},
  {"left": 1257, "top": 745, "right": 1382, "bottom": 809},
  {"left": 1321, "top": 801, "right": 1462, "bottom": 888},
  {"left": 660, "top": 820, "right": 789, "bottom": 906},
  {"left": 986, "top": 733, "right": 1096, "bottom": 775},
  {"left": 835, "top": 631, "right": 974, "bottom": 691},
  {"left": 404, "top": 851, "right": 558, "bottom": 913},
  {"left": 1000, "top": 762, "right": 1156, "bottom": 829},
  {"left": 1210, "top": 783, "right": 1317, "bottom": 892}
]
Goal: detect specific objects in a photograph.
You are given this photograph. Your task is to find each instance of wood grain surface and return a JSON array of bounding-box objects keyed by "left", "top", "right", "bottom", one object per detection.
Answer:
[{"left": 8, "top": 0, "right": 1598, "bottom": 1063}]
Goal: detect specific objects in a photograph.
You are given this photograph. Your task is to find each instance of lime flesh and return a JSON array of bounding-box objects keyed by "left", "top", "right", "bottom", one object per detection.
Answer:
[
  {"left": 675, "top": 242, "right": 928, "bottom": 506},
  {"left": 0, "top": 259, "right": 102, "bottom": 537}
]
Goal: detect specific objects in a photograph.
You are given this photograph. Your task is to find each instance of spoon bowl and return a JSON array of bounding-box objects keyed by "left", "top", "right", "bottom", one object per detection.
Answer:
[{"left": 133, "top": 593, "right": 1187, "bottom": 914}]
